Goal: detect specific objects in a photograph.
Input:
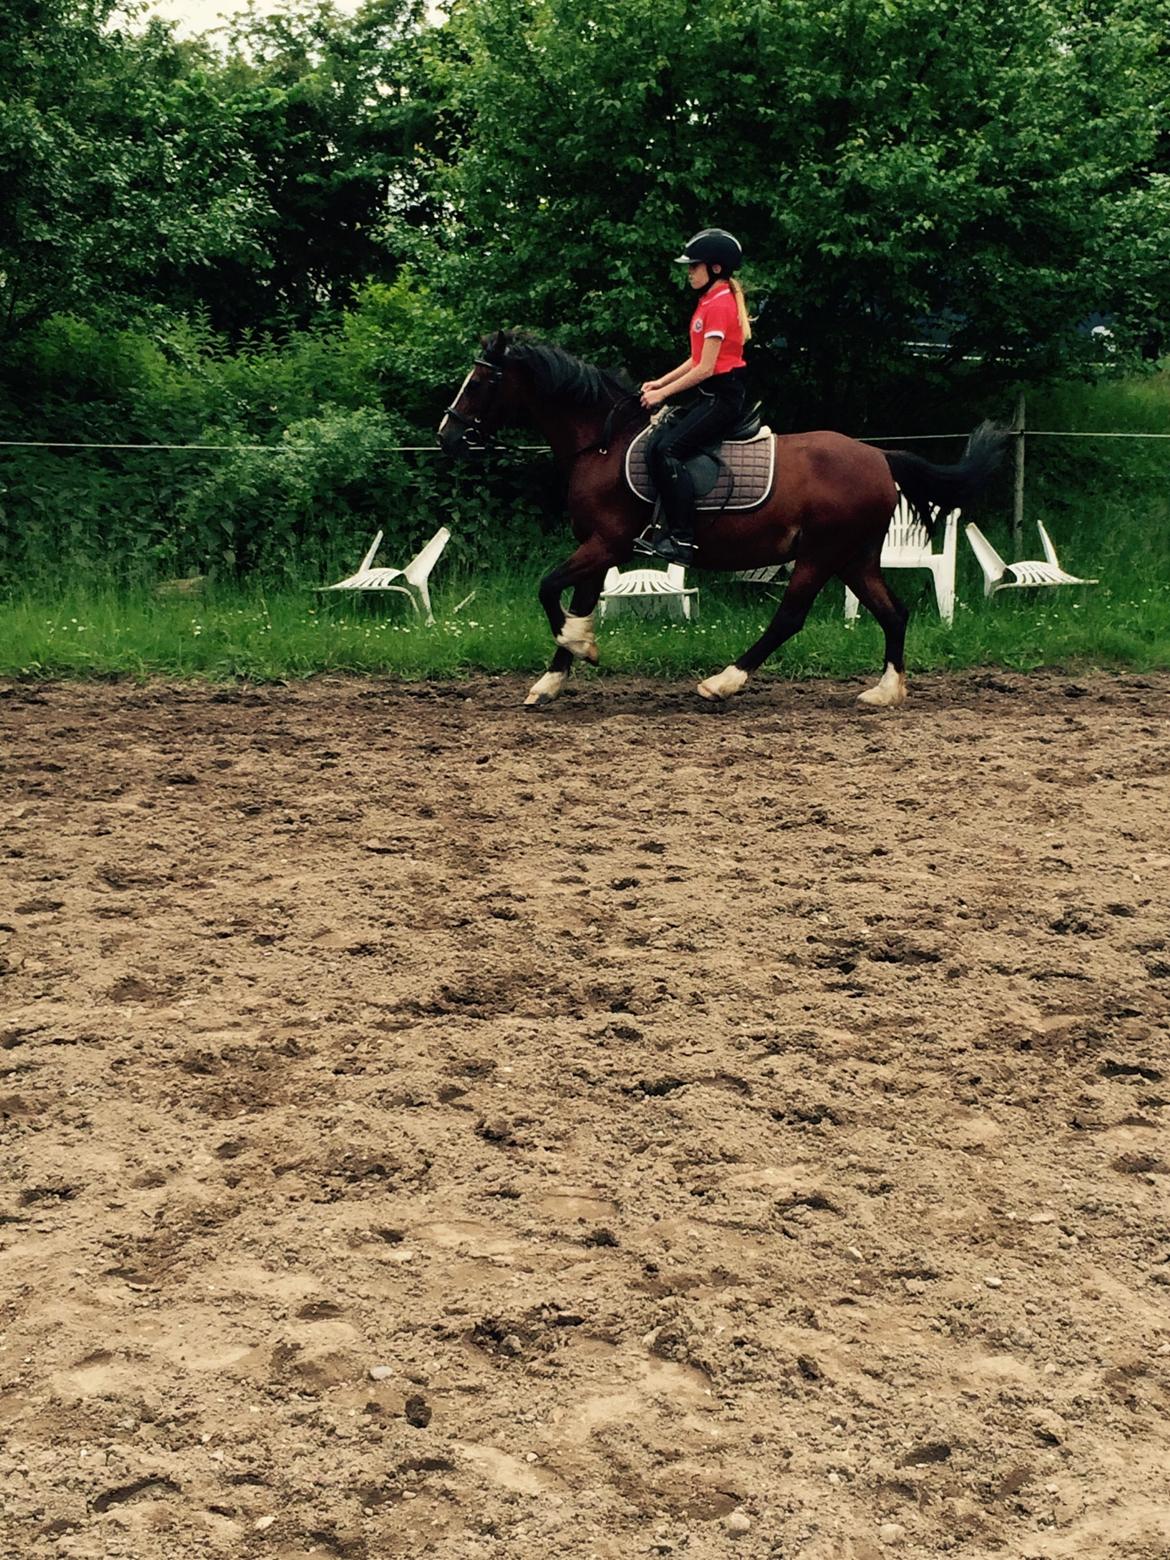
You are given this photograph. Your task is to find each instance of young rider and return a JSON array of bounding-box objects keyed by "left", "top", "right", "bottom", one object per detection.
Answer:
[{"left": 640, "top": 228, "right": 751, "bottom": 563}]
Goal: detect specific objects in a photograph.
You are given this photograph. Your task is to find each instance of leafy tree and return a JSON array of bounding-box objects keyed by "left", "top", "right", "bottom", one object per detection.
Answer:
[
  {"left": 0, "top": 0, "right": 440, "bottom": 340},
  {"left": 0, "top": 1, "right": 268, "bottom": 338},
  {"left": 432, "top": 0, "right": 1170, "bottom": 424},
  {"left": 171, "top": 0, "right": 435, "bottom": 333}
]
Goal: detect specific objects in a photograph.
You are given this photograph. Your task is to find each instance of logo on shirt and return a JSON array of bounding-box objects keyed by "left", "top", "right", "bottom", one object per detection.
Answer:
[{"left": 692, "top": 319, "right": 703, "bottom": 333}]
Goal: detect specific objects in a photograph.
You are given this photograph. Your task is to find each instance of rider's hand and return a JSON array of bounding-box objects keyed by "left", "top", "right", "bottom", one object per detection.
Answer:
[{"left": 641, "top": 387, "right": 666, "bottom": 410}]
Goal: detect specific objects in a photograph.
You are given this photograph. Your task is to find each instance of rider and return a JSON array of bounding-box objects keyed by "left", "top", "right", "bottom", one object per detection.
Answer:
[{"left": 640, "top": 228, "right": 751, "bottom": 563}]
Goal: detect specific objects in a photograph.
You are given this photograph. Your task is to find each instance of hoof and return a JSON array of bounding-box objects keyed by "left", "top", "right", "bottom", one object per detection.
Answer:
[
  {"left": 857, "top": 666, "right": 907, "bottom": 708},
  {"left": 697, "top": 665, "right": 750, "bottom": 701},
  {"left": 555, "top": 613, "right": 599, "bottom": 664},
  {"left": 524, "top": 671, "right": 567, "bottom": 707}
]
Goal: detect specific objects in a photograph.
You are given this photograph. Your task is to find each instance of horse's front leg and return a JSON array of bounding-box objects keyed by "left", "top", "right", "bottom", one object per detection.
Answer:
[{"left": 526, "top": 541, "right": 612, "bottom": 707}]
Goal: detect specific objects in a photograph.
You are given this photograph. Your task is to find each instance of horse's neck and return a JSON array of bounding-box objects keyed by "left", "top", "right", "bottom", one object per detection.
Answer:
[{"left": 522, "top": 393, "right": 610, "bottom": 465}]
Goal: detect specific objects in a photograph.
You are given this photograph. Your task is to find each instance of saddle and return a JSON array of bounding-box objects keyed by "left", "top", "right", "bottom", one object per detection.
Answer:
[{"left": 625, "top": 403, "right": 775, "bottom": 512}]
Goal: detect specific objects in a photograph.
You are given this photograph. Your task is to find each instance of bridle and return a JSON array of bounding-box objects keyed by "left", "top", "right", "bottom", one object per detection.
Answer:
[
  {"left": 440, "top": 357, "right": 503, "bottom": 457},
  {"left": 441, "top": 352, "right": 646, "bottom": 463}
]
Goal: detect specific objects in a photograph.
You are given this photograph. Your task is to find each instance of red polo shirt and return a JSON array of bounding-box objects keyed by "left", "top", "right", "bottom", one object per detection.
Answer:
[{"left": 690, "top": 284, "right": 746, "bottom": 373}]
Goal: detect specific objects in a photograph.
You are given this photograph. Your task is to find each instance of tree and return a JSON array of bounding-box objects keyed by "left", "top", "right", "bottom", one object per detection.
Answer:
[
  {"left": 431, "top": 0, "right": 1170, "bottom": 424},
  {"left": 0, "top": 0, "right": 441, "bottom": 340},
  {"left": 0, "top": 1, "right": 268, "bottom": 339},
  {"left": 172, "top": 0, "right": 434, "bottom": 333}
]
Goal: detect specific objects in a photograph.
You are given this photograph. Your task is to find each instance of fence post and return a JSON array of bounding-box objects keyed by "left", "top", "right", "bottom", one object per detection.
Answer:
[{"left": 1012, "top": 390, "right": 1026, "bottom": 550}]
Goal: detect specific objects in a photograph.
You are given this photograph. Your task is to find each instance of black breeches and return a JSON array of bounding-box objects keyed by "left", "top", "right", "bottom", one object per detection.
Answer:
[{"left": 646, "top": 376, "right": 746, "bottom": 527}]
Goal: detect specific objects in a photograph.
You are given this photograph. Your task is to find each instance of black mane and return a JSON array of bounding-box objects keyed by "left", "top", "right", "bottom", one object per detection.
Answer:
[{"left": 484, "top": 331, "right": 635, "bottom": 407}]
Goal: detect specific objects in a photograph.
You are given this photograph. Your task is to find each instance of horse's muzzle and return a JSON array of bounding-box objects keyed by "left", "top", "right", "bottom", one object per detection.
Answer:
[{"left": 437, "top": 420, "right": 489, "bottom": 462}]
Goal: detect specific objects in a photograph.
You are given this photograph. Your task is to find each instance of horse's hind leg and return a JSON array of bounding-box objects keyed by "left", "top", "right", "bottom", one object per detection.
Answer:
[
  {"left": 526, "top": 548, "right": 609, "bottom": 706},
  {"left": 838, "top": 560, "right": 911, "bottom": 707},
  {"left": 698, "top": 557, "right": 831, "bottom": 700}
]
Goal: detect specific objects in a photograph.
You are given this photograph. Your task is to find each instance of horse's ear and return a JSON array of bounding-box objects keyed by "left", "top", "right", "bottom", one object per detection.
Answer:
[{"left": 482, "top": 329, "right": 511, "bottom": 361}]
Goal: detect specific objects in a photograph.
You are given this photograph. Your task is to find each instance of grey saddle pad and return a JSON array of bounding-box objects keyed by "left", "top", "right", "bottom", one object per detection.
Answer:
[{"left": 625, "top": 423, "right": 776, "bottom": 511}]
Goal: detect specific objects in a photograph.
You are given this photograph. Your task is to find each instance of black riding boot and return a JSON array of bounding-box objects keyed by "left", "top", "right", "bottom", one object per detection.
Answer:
[{"left": 650, "top": 459, "right": 697, "bottom": 564}]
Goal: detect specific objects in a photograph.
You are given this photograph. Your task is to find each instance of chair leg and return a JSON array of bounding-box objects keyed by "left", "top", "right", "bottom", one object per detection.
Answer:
[{"left": 932, "top": 567, "right": 955, "bottom": 626}]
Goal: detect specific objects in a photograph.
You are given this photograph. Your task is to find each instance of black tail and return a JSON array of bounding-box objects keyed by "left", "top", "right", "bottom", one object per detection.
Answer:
[{"left": 883, "top": 421, "right": 1008, "bottom": 536}]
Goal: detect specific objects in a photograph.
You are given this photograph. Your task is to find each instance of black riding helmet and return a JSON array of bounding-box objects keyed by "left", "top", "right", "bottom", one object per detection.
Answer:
[{"left": 674, "top": 228, "right": 743, "bottom": 277}]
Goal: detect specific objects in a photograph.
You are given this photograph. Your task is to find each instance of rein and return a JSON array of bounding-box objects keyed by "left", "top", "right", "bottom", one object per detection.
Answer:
[
  {"left": 447, "top": 351, "right": 645, "bottom": 464},
  {"left": 592, "top": 393, "right": 644, "bottom": 459},
  {"left": 545, "top": 387, "right": 647, "bottom": 464}
]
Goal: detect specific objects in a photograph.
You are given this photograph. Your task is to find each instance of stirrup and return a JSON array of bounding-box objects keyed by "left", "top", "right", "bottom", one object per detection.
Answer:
[
  {"left": 633, "top": 500, "right": 666, "bottom": 558},
  {"left": 633, "top": 509, "right": 667, "bottom": 557}
]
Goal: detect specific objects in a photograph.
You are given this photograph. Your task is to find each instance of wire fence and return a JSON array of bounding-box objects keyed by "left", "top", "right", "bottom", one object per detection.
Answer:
[{"left": 3, "top": 429, "right": 1170, "bottom": 454}]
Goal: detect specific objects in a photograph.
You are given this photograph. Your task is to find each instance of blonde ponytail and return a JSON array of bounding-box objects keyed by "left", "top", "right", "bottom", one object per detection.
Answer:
[{"left": 729, "top": 277, "right": 752, "bottom": 342}]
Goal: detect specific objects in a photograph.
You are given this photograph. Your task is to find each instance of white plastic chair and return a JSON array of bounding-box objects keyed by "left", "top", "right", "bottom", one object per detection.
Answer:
[
  {"left": 598, "top": 563, "right": 698, "bottom": 621},
  {"left": 965, "top": 521, "right": 1098, "bottom": 596},
  {"left": 845, "top": 494, "right": 959, "bottom": 626},
  {"left": 319, "top": 526, "right": 450, "bottom": 624},
  {"left": 729, "top": 565, "right": 790, "bottom": 586}
]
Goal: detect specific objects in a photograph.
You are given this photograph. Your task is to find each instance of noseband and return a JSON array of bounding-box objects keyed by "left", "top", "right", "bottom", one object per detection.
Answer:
[{"left": 442, "top": 357, "right": 503, "bottom": 454}]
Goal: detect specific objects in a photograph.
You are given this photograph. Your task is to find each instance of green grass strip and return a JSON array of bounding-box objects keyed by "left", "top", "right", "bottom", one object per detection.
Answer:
[{"left": 2, "top": 564, "right": 1168, "bottom": 682}]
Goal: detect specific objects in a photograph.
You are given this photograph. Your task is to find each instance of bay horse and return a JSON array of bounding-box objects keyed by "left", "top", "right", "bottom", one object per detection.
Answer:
[{"left": 438, "top": 331, "right": 1005, "bottom": 707}]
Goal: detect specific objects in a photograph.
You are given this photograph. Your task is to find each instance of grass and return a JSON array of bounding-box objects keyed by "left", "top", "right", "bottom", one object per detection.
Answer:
[
  {"left": 4, "top": 367, "right": 1170, "bottom": 683},
  {"left": 2, "top": 548, "right": 1168, "bottom": 684}
]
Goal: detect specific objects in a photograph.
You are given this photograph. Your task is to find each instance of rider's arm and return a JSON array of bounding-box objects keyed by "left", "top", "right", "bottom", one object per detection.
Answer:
[
  {"left": 642, "top": 357, "right": 693, "bottom": 392},
  {"left": 642, "top": 338, "right": 721, "bottom": 406}
]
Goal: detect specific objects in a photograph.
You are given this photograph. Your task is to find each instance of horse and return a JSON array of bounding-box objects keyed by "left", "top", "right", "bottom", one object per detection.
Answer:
[{"left": 438, "top": 331, "right": 1005, "bottom": 708}]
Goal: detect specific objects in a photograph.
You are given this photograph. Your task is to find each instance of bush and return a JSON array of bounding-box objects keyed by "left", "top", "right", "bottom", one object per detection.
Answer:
[{"left": 3, "top": 285, "right": 1169, "bottom": 593}]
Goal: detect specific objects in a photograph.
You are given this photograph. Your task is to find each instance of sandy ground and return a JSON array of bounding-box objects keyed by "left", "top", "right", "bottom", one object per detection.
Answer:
[{"left": 1, "top": 668, "right": 1169, "bottom": 1560}]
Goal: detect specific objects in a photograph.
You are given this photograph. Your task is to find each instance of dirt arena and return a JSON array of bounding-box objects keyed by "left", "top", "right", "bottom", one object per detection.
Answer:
[{"left": 2, "top": 669, "right": 1169, "bottom": 1560}]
